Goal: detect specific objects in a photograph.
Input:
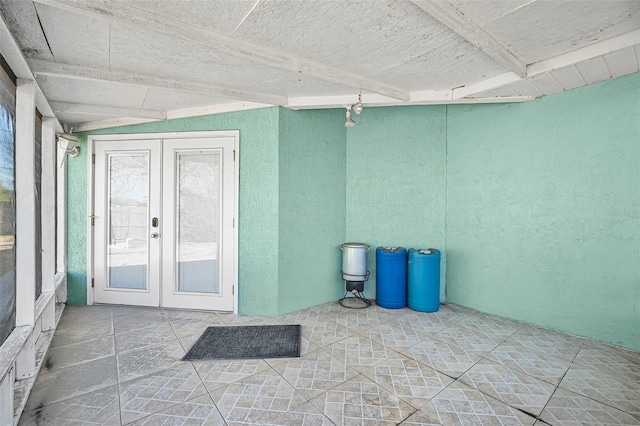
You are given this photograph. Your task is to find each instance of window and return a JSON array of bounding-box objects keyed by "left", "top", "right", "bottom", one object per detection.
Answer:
[
  {"left": 34, "top": 111, "right": 42, "bottom": 299},
  {"left": 0, "top": 57, "right": 16, "bottom": 345}
]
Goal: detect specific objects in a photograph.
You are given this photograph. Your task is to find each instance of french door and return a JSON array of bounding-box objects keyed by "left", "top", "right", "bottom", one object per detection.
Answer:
[{"left": 92, "top": 132, "right": 237, "bottom": 311}]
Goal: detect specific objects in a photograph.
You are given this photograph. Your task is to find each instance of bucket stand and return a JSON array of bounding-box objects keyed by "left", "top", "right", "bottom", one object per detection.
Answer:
[{"left": 339, "top": 271, "right": 371, "bottom": 308}]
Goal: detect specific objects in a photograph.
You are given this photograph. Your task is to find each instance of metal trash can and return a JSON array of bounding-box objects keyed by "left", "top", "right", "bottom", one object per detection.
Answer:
[
  {"left": 408, "top": 248, "right": 440, "bottom": 312},
  {"left": 375, "top": 247, "right": 407, "bottom": 309}
]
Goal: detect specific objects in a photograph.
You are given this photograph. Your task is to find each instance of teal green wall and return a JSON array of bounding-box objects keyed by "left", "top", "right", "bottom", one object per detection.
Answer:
[
  {"left": 346, "top": 106, "right": 446, "bottom": 299},
  {"left": 66, "top": 135, "right": 88, "bottom": 305},
  {"left": 67, "top": 108, "right": 282, "bottom": 315},
  {"left": 278, "top": 109, "right": 346, "bottom": 313},
  {"left": 64, "top": 73, "right": 640, "bottom": 350},
  {"left": 345, "top": 106, "right": 447, "bottom": 300},
  {"left": 446, "top": 72, "right": 640, "bottom": 350}
]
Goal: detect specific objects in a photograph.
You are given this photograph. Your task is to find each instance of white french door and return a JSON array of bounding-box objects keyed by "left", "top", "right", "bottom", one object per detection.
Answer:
[{"left": 92, "top": 132, "right": 237, "bottom": 311}]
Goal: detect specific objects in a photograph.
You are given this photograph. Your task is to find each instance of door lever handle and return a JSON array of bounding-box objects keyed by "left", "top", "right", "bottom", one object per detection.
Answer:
[{"left": 150, "top": 232, "right": 159, "bottom": 239}]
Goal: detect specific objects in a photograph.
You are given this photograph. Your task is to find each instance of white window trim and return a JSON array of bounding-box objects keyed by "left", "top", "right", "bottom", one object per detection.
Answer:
[
  {"left": 41, "top": 118, "right": 56, "bottom": 294},
  {"left": 15, "top": 79, "right": 36, "bottom": 328},
  {"left": 56, "top": 136, "right": 67, "bottom": 276}
]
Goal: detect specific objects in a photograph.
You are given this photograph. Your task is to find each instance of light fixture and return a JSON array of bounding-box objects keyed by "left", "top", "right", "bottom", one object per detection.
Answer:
[
  {"left": 57, "top": 133, "right": 80, "bottom": 167},
  {"left": 344, "top": 109, "right": 356, "bottom": 127},
  {"left": 344, "top": 92, "right": 363, "bottom": 127},
  {"left": 351, "top": 92, "right": 363, "bottom": 115}
]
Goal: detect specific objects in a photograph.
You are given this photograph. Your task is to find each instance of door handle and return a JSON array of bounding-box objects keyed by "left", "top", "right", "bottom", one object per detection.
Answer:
[{"left": 150, "top": 232, "right": 159, "bottom": 239}]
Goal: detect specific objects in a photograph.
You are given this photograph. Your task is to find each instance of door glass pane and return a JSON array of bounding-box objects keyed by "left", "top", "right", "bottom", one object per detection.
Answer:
[
  {"left": 107, "top": 153, "right": 149, "bottom": 289},
  {"left": 176, "top": 152, "right": 220, "bottom": 293}
]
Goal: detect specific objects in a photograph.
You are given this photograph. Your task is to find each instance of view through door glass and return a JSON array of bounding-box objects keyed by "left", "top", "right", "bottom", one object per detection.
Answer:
[
  {"left": 108, "top": 153, "right": 149, "bottom": 290},
  {"left": 176, "top": 152, "right": 221, "bottom": 294}
]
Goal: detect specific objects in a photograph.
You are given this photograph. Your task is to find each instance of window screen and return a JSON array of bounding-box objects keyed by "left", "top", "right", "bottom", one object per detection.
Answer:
[
  {"left": 0, "top": 56, "right": 16, "bottom": 345},
  {"left": 35, "top": 112, "right": 42, "bottom": 299}
]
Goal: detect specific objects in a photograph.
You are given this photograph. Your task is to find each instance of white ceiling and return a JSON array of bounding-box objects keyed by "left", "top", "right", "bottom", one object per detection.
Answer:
[{"left": 1, "top": 0, "right": 639, "bottom": 130}]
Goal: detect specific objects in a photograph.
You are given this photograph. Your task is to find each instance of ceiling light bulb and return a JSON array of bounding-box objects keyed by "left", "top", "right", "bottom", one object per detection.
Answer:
[
  {"left": 351, "top": 102, "right": 363, "bottom": 115},
  {"left": 345, "top": 109, "right": 356, "bottom": 127}
]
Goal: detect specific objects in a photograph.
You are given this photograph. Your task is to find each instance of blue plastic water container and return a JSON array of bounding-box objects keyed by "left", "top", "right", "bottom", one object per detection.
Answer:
[
  {"left": 408, "top": 248, "right": 441, "bottom": 312},
  {"left": 375, "top": 247, "right": 407, "bottom": 309}
]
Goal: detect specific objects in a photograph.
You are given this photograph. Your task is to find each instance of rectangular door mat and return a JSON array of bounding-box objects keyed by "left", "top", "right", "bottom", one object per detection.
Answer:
[{"left": 182, "top": 325, "right": 301, "bottom": 360}]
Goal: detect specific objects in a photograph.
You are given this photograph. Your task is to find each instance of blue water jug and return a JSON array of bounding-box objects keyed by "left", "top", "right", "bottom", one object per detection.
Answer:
[
  {"left": 408, "top": 248, "right": 440, "bottom": 312},
  {"left": 375, "top": 247, "right": 407, "bottom": 309}
]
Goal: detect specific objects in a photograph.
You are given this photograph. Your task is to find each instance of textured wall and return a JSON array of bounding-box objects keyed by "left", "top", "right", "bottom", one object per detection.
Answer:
[
  {"left": 345, "top": 106, "right": 447, "bottom": 300},
  {"left": 446, "top": 72, "right": 640, "bottom": 350},
  {"left": 67, "top": 108, "right": 281, "bottom": 315},
  {"left": 64, "top": 74, "right": 640, "bottom": 349},
  {"left": 278, "top": 109, "right": 346, "bottom": 313},
  {"left": 66, "top": 134, "right": 88, "bottom": 305}
]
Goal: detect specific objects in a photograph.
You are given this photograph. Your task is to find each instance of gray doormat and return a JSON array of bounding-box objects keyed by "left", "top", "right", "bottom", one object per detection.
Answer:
[{"left": 182, "top": 325, "right": 301, "bottom": 361}]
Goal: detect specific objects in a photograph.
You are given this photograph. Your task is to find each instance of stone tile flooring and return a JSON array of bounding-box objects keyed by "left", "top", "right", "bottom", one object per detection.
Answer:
[{"left": 18, "top": 302, "right": 640, "bottom": 425}]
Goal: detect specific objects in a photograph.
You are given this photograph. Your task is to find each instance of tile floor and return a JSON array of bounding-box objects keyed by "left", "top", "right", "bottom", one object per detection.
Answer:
[{"left": 17, "top": 301, "right": 640, "bottom": 425}]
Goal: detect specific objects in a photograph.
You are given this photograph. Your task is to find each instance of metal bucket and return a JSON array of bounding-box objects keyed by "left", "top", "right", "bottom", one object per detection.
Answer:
[{"left": 340, "top": 242, "right": 370, "bottom": 281}]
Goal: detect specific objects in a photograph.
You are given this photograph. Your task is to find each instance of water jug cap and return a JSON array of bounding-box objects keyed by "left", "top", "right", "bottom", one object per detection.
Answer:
[{"left": 412, "top": 248, "right": 440, "bottom": 254}]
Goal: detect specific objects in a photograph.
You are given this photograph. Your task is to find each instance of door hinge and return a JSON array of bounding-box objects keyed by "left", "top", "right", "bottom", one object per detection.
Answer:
[
  {"left": 90, "top": 216, "right": 95, "bottom": 226},
  {"left": 232, "top": 285, "right": 234, "bottom": 295},
  {"left": 92, "top": 154, "right": 95, "bottom": 164},
  {"left": 233, "top": 218, "right": 235, "bottom": 228},
  {"left": 233, "top": 150, "right": 236, "bottom": 161},
  {"left": 91, "top": 278, "right": 95, "bottom": 288}
]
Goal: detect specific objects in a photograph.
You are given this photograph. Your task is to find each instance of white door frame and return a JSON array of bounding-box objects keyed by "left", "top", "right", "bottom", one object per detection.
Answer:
[{"left": 87, "top": 131, "right": 239, "bottom": 313}]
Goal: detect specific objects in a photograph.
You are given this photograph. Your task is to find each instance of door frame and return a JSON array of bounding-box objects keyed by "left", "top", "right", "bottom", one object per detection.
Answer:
[{"left": 86, "top": 131, "right": 239, "bottom": 313}]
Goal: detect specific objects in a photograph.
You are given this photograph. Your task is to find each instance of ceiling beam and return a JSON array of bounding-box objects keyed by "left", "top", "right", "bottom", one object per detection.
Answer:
[
  {"left": 49, "top": 101, "right": 167, "bottom": 119},
  {"left": 0, "top": 12, "right": 62, "bottom": 131},
  {"left": 527, "top": 28, "right": 640, "bottom": 76},
  {"left": 72, "top": 101, "right": 269, "bottom": 131},
  {"left": 71, "top": 117, "right": 160, "bottom": 132},
  {"left": 32, "top": 0, "right": 411, "bottom": 101},
  {"left": 287, "top": 93, "right": 399, "bottom": 109},
  {"left": 166, "top": 101, "right": 271, "bottom": 120},
  {"left": 452, "top": 72, "right": 521, "bottom": 99},
  {"left": 27, "top": 59, "right": 287, "bottom": 105},
  {"left": 287, "top": 90, "right": 456, "bottom": 109},
  {"left": 455, "top": 28, "right": 640, "bottom": 99},
  {"left": 410, "top": 0, "right": 527, "bottom": 77},
  {"left": 286, "top": 92, "right": 532, "bottom": 109}
]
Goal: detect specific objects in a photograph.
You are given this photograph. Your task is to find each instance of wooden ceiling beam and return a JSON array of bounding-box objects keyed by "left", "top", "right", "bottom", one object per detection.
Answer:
[
  {"left": 32, "top": 0, "right": 411, "bottom": 101},
  {"left": 452, "top": 72, "right": 521, "bottom": 99},
  {"left": 71, "top": 117, "right": 160, "bottom": 132},
  {"left": 49, "top": 101, "right": 167, "bottom": 120},
  {"left": 0, "top": 12, "right": 62, "bottom": 130},
  {"left": 71, "top": 101, "right": 273, "bottom": 131},
  {"left": 454, "top": 28, "right": 640, "bottom": 98},
  {"left": 28, "top": 59, "right": 286, "bottom": 106},
  {"left": 286, "top": 91, "right": 532, "bottom": 109},
  {"left": 410, "top": 0, "right": 527, "bottom": 77},
  {"left": 527, "top": 28, "right": 640, "bottom": 76}
]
